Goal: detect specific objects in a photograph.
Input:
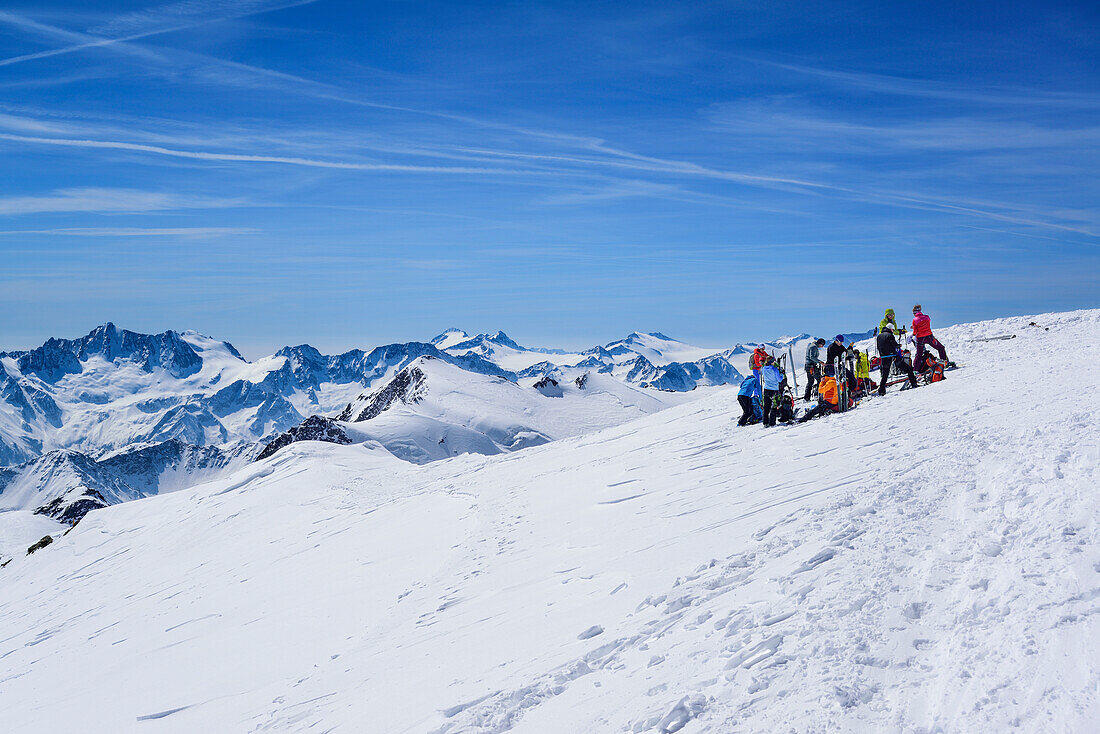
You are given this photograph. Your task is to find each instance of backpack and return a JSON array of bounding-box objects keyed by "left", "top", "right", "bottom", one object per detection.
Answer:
[
  {"left": 922, "top": 355, "right": 945, "bottom": 383},
  {"left": 777, "top": 394, "right": 796, "bottom": 423}
]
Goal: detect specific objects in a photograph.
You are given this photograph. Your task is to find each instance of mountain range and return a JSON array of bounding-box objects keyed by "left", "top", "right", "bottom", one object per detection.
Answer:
[{"left": 0, "top": 322, "right": 855, "bottom": 524}]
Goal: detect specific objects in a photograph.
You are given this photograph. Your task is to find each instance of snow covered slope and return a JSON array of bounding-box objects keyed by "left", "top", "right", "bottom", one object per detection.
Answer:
[
  {"left": 253, "top": 357, "right": 702, "bottom": 465},
  {"left": 603, "top": 331, "right": 720, "bottom": 366},
  {"left": 1, "top": 309, "right": 1096, "bottom": 732},
  {"left": 327, "top": 356, "right": 698, "bottom": 463}
]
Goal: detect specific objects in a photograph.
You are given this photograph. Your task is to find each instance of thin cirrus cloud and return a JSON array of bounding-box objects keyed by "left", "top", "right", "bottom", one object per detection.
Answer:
[
  {"left": 0, "top": 0, "right": 321, "bottom": 68},
  {"left": 705, "top": 101, "right": 1100, "bottom": 152},
  {"left": 728, "top": 54, "right": 1100, "bottom": 110},
  {"left": 6, "top": 3, "right": 1083, "bottom": 239},
  {"left": 1, "top": 120, "right": 1092, "bottom": 237},
  {"left": 0, "top": 132, "right": 538, "bottom": 175},
  {"left": 0, "top": 227, "right": 258, "bottom": 237},
  {"left": 0, "top": 187, "right": 240, "bottom": 215}
]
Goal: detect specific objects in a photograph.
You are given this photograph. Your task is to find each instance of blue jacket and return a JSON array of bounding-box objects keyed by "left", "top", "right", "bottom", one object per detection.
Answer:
[
  {"left": 761, "top": 365, "right": 784, "bottom": 391},
  {"left": 737, "top": 374, "right": 760, "bottom": 398}
]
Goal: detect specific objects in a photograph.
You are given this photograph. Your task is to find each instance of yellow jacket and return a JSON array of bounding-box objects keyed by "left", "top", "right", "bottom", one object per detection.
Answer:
[{"left": 856, "top": 351, "right": 870, "bottom": 379}]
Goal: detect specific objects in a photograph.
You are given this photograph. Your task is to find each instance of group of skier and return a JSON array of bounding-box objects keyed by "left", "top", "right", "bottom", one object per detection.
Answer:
[{"left": 736, "top": 304, "right": 952, "bottom": 428}]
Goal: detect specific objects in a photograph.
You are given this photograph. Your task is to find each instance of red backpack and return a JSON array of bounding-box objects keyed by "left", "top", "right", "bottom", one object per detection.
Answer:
[{"left": 924, "top": 355, "right": 945, "bottom": 382}]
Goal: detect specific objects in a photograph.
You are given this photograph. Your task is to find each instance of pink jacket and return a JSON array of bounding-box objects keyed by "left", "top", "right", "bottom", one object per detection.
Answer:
[{"left": 912, "top": 312, "right": 932, "bottom": 337}]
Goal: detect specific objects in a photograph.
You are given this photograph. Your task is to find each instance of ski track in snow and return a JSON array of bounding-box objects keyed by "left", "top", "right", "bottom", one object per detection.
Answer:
[{"left": 0, "top": 311, "right": 1098, "bottom": 732}]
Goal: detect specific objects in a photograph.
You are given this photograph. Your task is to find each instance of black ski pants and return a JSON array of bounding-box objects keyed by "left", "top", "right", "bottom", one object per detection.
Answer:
[
  {"left": 737, "top": 395, "right": 756, "bottom": 426},
  {"left": 762, "top": 389, "right": 779, "bottom": 426},
  {"left": 798, "top": 400, "right": 837, "bottom": 423},
  {"left": 878, "top": 354, "right": 917, "bottom": 395},
  {"left": 803, "top": 364, "right": 820, "bottom": 401}
]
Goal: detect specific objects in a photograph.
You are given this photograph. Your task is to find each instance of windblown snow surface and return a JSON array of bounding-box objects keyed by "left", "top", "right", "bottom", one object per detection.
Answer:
[{"left": 1, "top": 310, "right": 1097, "bottom": 733}]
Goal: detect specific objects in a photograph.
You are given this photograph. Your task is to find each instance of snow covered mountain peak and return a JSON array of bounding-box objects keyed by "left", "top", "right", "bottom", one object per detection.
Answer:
[
  {"left": 603, "top": 330, "right": 720, "bottom": 367},
  {"left": 429, "top": 328, "right": 470, "bottom": 349},
  {"left": 0, "top": 322, "right": 208, "bottom": 383},
  {"left": 337, "top": 357, "right": 431, "bottom": 423},
  {"left": 448, "top": 330, "right": 525, "bottom": 353}
]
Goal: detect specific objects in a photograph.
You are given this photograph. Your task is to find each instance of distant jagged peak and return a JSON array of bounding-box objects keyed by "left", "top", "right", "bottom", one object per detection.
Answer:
[
  {"left": 610, "top": 331, "right": 680, "bottom": 346},
  {"left": 430, "top": 328, "right": 470, "bottom": 348},
  {"left": 771, "top": 332, "right": 813, "bottom": 348},
  {"left": 338, "top": 358, "right": 430, "bottom": 423},
  {"left": 175, "top": 329, "right": 246, "bottom": 362},
  {"left": 275, "top": 343, "right": 325, "bottom": 359},
  {"left": 487, "top": 330, "right": 520, "bottom": 347},
  {"left": 1, "top": 323, "right": 221, "bottom": 383},
  {"left": 448, "top": 330, "right": 524, "bottom": 353},
  {"left": 88, "top": 321, "right": 119, "bottom": 337},
  {"left": 582, "top": 345, "right": 613, "bottom": 358}
]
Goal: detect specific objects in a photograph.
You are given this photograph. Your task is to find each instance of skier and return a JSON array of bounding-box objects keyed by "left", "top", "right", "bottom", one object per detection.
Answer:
[
  {"left": 798, "top": 369, "right": 840, "bottom": 423},
  {"left": 876, "top": 325, "right": 918, "bottom": 395},
  {"left": 750, "top": 346, "right": 769, "bottom": 379},
  {"left": 826, "top": 334, "right": 856, "bottom": 394},
  {"left": 911, "top": 305, "right": 949, "bottom": 373},
  {"left": 854, "top": 348, "right": 873, "bottom": 395},
  {"left": 736, "top": 373, "right": 761, "bottom": 426},
  {"left": 803, "top": 338, "right": 825, "bottom": 402},
  {"left": 760, "top": 357, "right": 785, "bottom": 427},
  {"left": 878, "top": 308, "right": 906, "bottom": 338},
  {"left": 825, "top": 334, "right": 845, "bottom": 367}
]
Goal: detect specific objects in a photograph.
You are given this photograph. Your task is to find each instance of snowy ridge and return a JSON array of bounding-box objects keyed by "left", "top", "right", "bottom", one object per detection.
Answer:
[
  {"left": 0, "top": 309, "right": 1096, "bottom": 731},
  {"left": 0, "top": 439, "right": 257, "bottom": 525},
  {"left": 322, "top": 356, "right": 699, "bottom": 464}
]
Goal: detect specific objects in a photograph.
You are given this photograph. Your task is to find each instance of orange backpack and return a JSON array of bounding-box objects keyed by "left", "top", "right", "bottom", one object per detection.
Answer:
[{"left": 926, "top": 356, "right": 945, "bottom": 382}]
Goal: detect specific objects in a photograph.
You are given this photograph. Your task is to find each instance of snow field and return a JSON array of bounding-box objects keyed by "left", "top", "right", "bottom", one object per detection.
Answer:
[{"left": 0, "top": 310, "right": 1097, "bottom": 732}]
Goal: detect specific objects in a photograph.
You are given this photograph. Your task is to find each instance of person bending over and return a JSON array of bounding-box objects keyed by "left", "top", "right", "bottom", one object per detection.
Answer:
[{"left": 736, "top": 372, "right": 761, "bottom": 426}]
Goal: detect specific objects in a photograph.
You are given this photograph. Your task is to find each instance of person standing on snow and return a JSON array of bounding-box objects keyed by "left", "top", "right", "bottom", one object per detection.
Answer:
[
  {"left": 854, "top": 348, "right": 872, "bottom": 395},
  {"left": 878, "top": 308, "right": 906, "bottom": 338},
  {"left": 825, "top": 334, "right": 845, "bottom": 368},
  {"left": 911, "top": 305, "right": 949, "bottom": 372},
  {"left": 826, "top": 335, "right": 856, "bottom": 393},
  {"left": 760, "top": 357, "right": 785, "bottom": 427},
  {"left": 876, "top": 325, "right": 918, "bottom": 395},
  {"left": 736, "top": 372, "right": 761, "bottom": 426},
  {"left": 803, "top": 338, "right": 825, "bottom": 402},
  {"left": 750, "top": 346, "right": 769, "bottom": 379}
]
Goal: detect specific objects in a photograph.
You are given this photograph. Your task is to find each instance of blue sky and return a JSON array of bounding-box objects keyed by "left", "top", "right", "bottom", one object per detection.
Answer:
[{"left": 0, "top": 0, "right": 1097, "bottom": 356}]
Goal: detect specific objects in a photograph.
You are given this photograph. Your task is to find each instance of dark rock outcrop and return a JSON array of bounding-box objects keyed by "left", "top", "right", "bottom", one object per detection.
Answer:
[
  {"left": 338, "top": 364, "right": 427, "bottom": 422},
  {"left": 257, "top": 415, "right": 352, "bottom": 460}
]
